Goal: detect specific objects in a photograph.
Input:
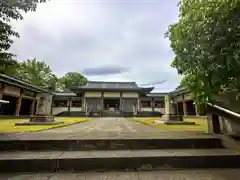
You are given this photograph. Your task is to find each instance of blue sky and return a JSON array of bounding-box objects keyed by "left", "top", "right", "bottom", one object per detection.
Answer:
[{"left": 10, "top": 0, "right": 181, "bottom": 92}]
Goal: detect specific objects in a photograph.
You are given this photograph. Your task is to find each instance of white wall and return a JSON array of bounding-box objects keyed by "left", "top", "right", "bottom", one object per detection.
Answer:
[
  {"left": 52, "top": 107, "right": 83, "bottom": 115},
  {"left": 104, "top": 92, "right": 120, "bottom": 98},
  {"left": 141, "top": 108, "right": 152, "bottom": 111},
  {"left": 70, "top": 107, "right": 82, "bottom": 111},
  {"left": 85, "top": 92, "right": 101, "bottom": 97},
  {"left": 154, "top": 108, "right": 165, "bottom": 114},
  {"left": 4, "top": 85, "right": 20, "bottom": 97},
  {"left": 52, "top": 107, "right": 68, "bottom": 115},
  {"left": 122, "top": 92, "right": 138, "bottom": 98},
  {"left": 140, "top": 107, "right": 165, "bottom": 113}
]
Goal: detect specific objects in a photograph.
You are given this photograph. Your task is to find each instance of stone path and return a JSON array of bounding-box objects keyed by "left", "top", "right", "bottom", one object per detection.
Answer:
[
  {"left": 0, "top": 118, "right": 209, "bottom": 140},
  {"left": 1, "top": 169, "right": 240, "bottom": 180}
]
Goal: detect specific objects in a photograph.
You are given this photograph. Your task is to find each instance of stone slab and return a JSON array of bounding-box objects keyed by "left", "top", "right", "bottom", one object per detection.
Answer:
[
  {"left": 0, "top": 149, "right": 240, "bottom": 172},
  {"left": 161, "top": 114, "right": 184, "bottom": 121},
  {"left": 0, "top": 138, "right": 223, "bottom": 151},
  {"left": 3, "top": 149, "right": 238, "bottom": 160},
  {"left": 58, "top": 149, "right": 240, "bottom": 158},
  {"left": 15, "top": 121, "right": 64, "bottom": 126},
  {"left": 155, "top": 120, "right": 195, "bottom": 125},
  {"left": 30, "top": 115, "right": 55, "bottom": 122}
]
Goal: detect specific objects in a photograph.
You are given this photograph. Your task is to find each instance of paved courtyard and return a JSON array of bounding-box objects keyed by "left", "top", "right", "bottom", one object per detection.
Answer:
[
  {"left": 0, "top": 117, "right": 209, "bottom": 140},
  {"left": 1, "top": 169, "right": 240, "bottom": 180}
]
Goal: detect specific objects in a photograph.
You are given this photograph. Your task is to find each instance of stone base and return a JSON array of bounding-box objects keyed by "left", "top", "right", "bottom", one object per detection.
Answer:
[
  {"left": 156, "top": 114, "right": 195, "bottom": 125},
  {"left": 155, "top": 120, "right": 195, "bottom": 125},
  {"left": 30, "top": 115, "right": 55, "bottom": 122},
  {"left": 15, "top": 121, "right": 64, "bottom": 126},
  {"left": 161, "top": 114, "right": 184, "bottom": 121},
  {"left": 15, "top": 115, "right": 64, "bottom": 126}
]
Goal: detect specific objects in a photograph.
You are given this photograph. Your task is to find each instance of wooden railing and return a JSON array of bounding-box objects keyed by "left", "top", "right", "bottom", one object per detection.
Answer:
[{"left": 206, "top": 103, "right": 240, "bottom": 136}]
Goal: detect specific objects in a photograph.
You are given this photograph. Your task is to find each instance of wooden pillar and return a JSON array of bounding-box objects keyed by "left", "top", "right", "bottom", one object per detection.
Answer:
[
  {"left": 82, "top": 97, "right": 85, "bottom": 111},
  {"left": 82, "top": 93, "right": 86, "bottom": 111},
  {"left": 68, "top": 98, "right": 71, "bottom": 111},
  {"left": 151, "top": 98, "right": 154, "bottom": 112},
  {"left": 101, "top": 92, "right": 104, "bottom": 116},
  {"left": 137, "top": 97, "right": 140, "bottom": 112},
  {"left": 0, "top": 84, "right": 5, "bottom": 113},
  {"left": 30, "top": 99, "right": 36, "bottom": 115},
  {"left": 0, "top": 83, "right": 5, "bottom": 100},
  {"left": 15, "top": 89, "right": 23, "bottom": 116},
  {"left": 183, "top": 100, "right": 188, "bottom": 116},
  {"left": 194, "top": 103, "right": 199, "bottom": 116},
  {"left": 120, "top": 92, "right": 123, "bottom": 116}
]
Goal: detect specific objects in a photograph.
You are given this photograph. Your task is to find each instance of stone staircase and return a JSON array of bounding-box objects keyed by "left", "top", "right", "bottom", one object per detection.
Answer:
[
  {"left": 0, "top": 136, "right": 240, "bottom": 173},
  {"left": 103, "top": 110, "right": 122, "bottom": 117}
]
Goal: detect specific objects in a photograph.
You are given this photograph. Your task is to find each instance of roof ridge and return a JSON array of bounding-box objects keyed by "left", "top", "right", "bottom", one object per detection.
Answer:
[{"left": 87, "top": 81, "right": 136, "bottom": 84}]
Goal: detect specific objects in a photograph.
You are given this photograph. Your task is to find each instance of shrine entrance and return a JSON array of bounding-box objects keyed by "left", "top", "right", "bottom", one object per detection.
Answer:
[{"left": 103, "top": 98, "right": 120, "bottom": 111}]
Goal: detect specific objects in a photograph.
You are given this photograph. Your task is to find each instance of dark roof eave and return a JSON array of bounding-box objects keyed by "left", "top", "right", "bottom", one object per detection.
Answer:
[
  {"left": 0, "top": 74, "right": 51, "bottom": 94},
  {"left": 170, "top": 87, "right": 191, "bottom": 96}
]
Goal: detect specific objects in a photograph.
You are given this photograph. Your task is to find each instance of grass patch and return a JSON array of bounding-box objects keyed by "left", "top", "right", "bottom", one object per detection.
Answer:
[
  {"left": 129, "top": 117, "right": 208, "bottom": 131},
  {"left": 0, "top": 117, "right": 90, "bottom": 133}
]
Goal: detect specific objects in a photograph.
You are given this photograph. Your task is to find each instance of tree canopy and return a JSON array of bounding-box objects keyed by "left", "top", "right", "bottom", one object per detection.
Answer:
[
  {"left": 15, "top": 59, "right": 87, "bottom": 92},
  {"left": 0, "top": 0, "right": 46, "bottom": 73},
  {"left": 17, "top": 59, "right": 58, "bottom": 91},
  {"left": 59, "top": 72, "right": 87, "bottom": 90},
  {"left": 166, "top": 0, "right": 240, "bottom": 109}
]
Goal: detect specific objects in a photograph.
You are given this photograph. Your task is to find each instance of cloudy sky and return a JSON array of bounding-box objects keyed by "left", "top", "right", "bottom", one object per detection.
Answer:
[{"left": 10, "top": 0, "right": 181, "bottom": 92}]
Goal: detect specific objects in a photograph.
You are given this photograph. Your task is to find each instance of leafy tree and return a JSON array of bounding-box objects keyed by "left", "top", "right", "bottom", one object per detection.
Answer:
[
  {"left": 17, "top": 58, "right": 57, "bottom": 91},
  {"left": 166, "top": 0, "right": 240, "bottom": 109},
  {"left": 0, "top": 58, "right": 19, "bottom": 75},
  {"left": 0, "top": 0, "right": 46, "bottom": 74},
  {"left": 59, "top": 72, "right": 87, "bottom": 90}
]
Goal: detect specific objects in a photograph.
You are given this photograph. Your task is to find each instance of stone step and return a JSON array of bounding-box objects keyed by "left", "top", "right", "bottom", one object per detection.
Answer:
[
  {"left": 2, "top": 169, "right": 240, "bottom": 179},
  {"left": 0, "top": 138, "right": 223, "bottom": 151},
  {"left": 0, "top": 149, "right": 240, "bottom": 172}
]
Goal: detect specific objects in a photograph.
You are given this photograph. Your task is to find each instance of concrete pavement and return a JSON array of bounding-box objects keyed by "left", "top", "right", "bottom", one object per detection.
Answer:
[{"left": 0, "top": 117, "right": 210, "bottom": 140}]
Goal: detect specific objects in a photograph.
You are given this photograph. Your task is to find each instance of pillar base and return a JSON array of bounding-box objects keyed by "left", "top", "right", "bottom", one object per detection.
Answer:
[
  {"left": 30, "top": 115, "right": 55, "bottom": 122},
  {"left": 156, "top": 114, "right": 195, "bottom": 125},
  {"left": 161, "top": 114, "right": 184, "bottom": 121},
  {"left": 15, "top": 115, "right": 64, "bottom": 126}
]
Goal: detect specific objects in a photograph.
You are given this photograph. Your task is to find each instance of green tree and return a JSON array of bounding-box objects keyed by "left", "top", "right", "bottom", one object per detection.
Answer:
[
  {"left": 0, "top": 58, "right": 19, "bottom": 75},
  {"left": 59, "top": 72, "right": 87, "bottom": 90},
  {"left": 166, "top": 0, "right": 240, "bottom": 109},
  {"left": 0, "top": 0, "right": 46, "bottom": 74},
  {"left": 17, "top": 58, "right": 57, "bottom": 91}
]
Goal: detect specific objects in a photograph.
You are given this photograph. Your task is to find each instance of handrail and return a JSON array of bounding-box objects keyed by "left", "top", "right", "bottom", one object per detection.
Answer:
[
  {"left": 206, "top": 103, "right": 240, "bottom": 119},
  {"left": 206, "top": 102, "right": 240, "bottom": 135}
]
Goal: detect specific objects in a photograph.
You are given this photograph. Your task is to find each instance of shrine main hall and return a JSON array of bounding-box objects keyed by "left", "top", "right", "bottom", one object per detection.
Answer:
[{"left": 0, "top": 74, "right": 198, "bottom": 117}]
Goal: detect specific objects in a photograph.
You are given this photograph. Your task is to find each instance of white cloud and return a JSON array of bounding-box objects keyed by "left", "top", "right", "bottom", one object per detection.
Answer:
[{"left": 10, "top": 0, "right": 180, "bottom": 92}]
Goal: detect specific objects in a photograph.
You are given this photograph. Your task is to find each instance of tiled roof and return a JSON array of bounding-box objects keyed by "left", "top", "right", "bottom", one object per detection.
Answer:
[
  {"left": 77, "top": 81, "right": 139, "bottom": 89},
  {"left": 170, "top": 87, "right": 190, "bottom": 95}
]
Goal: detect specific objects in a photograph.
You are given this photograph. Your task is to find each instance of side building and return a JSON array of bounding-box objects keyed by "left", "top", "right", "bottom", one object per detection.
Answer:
[{"left": 0, "top": 74, "right": 50, "bottom": 116}]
